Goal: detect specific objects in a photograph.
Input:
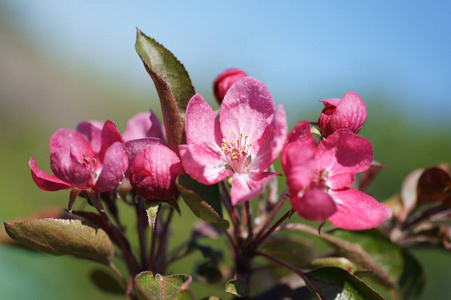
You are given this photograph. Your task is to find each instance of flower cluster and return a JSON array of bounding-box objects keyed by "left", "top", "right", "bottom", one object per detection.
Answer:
[
  {"left": 30, "top": 110, "right": 183, "bottom": 201},
  {"left": 30, "top": 69, "right": 389, "bottom": 230}
]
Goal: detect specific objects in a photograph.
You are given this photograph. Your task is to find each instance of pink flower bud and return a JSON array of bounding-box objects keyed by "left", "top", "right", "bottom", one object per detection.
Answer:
[
  {"left": 130, "top": 144, "right": 184, "bottom": 201},
  {"left": 318, "top": 91, "right": 367, "bottom": 138},
  {"left": 213, "top": 68, "right": 247, "bottom": 104}
]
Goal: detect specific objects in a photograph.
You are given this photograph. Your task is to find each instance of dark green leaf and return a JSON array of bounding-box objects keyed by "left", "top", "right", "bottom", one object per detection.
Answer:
[
  {"left": 90, "top": 269, "right": 124, "bottom": 294},
  {"left": 327, "top": 229, "right": 402, "bottom": 289},
  {"left": 261, "top": 234, "right": 315, "bottom": 277},
  {"left": 225, "top": 279, "right": 250, "bottom": 297},
  {"left": 396, "top": 249, "right": 425, "bottom": 299},
  {"left": 196, "top": 261, "right": 223, "bottom": 284},
  {"left": 177, "top": 174, "right": 229, "bottom": 230},
  {"left": 4, "top": 218, "right": 114, "bottom": 265},
  {"left": 305, "top": 267, "right": 384, "bottom": 300},
  {"left": 135, "top": 271, "right": 193, "bottom": 300},
  {"left": 135, "top": 29, "right": 195, "bottom": 154}
]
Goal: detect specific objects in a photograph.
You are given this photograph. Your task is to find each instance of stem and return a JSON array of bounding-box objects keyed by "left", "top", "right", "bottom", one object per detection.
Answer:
[
  {"left": 253, "top": 191, "right": 288, "bottom": 244},
  {"left": 155, "top": 206, "right": 174, "bottom": 273},
  {"left": 88, "top": 192, "right": 140, "bottom": 277},
  {"left": 244, "top": 201, "right": 254, "bottom": 244},
  {"left": 109, "top": 262, "right": 128, "bottom": 289},
  {"left": 220, "top": 181, "right": 242, "bottom": 240},
  {"left": 253, "top": 208, "right": 293, "bottom": 247},
  {"left": 256, "top": 251, "right": 324, "bottom": 299},
  {"left": 148, "top": 209, "right": 159, "bottom": 271},
  {"left": 135, "top": 197, "right": 148, "bottom": 271}
]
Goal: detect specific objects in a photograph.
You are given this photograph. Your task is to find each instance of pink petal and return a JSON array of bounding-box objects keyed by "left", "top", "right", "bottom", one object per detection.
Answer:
[
  {"left": 316, "top": 129, "right": 373, "bottom": 189},
  {"left": 98, "top": 120, "right": 124, "bottom": 163},
  {"left": 130, "top": 144, "right": 184, "bottom": 200},
  {"left": 282, "top": 120, "right": 316, "bottom": 169},
  {"left": 29, "top": 157, "right": 73, "bottom": 191},
  {"left": 185, "top": 94, "right": 223, "bottom": 152},
  {"left": 318, "top": 92, "right": 367, "bottom": 137},
  {"left": 328, "top": 188, "right": 391, "bottom": 230},
  {"left": 76, "top": 121, "right": 103, "bottom": 155},
  {"left": 125, "top": 138, "right": 165, "bottom": 177},
  {"left": 50, "top": 150, "right": 93, "bottom": 189},
  {"left": 230, "top": 172, "right": 277, "bottom": 206},
  {"left": 290, "top": 188, "right": 337, "bottom": 221},
  {"left": 123, "top": 110, "right": 165, "bottom": 142},
  {"left": 213, "top": 68, "right": 247, "bottom": 103},
  {"left": 220, "top": 77, "right": 275, "bottom": 145},
  {"left": 282, "top": 144, "right": 316, "bottom": 195},
  {"left": 94, "top": 141, "right": 129, "bottom": 192},
  {"left": 49, "top": 128, "right": 94, "bottom": 161},
  {"left": 179, "top": 144, "right": 233, "bottom": 185},
  {"left": 250, "top": 104, "right": 287, "bottom": 172}
]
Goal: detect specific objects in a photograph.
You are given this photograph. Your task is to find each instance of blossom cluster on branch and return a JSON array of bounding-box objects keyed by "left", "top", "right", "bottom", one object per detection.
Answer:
[{"left": 4, "top": 29, "right": 449, "bottom": 300}]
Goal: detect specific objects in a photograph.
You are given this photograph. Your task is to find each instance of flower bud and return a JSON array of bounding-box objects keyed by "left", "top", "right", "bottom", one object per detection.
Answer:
[
  {"left": 213, "top": 68, "right": 247, "bottom": 104},
  {"left": 318, "top": 91, "right": 367, "bottom": 138},
  {"left": 130, "top": 144, "right": 184, "bottom": 201}
]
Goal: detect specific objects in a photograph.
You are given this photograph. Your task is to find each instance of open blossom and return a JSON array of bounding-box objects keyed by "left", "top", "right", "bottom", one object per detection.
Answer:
[
  {"left": 179, "top": 76, "right": 287, "bottom": 206},
  {"left": 318, "top": 91, "right": 367, "bottom": 138},
  {"left": 130, "top": 144, "right": 184, "bottom": 201},
  {"left": 29, "top": 120, "right": 128, "bottom": 193},
  {"left": 282, "top": 121, "right": 390, "bottom": 230},
  {"left": 213, "top": 68, "right": 247, "bottom": 104}
]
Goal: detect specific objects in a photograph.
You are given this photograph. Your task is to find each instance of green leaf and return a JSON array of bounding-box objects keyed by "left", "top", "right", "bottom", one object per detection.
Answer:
[
  {"left": 146, "top": 202, "right": 161, "bottom": 231},
  {"left": 196, "top": 261, "right": 223, "bottom": 284},
  {"left": 305, "top": 267, "right": 384, "bottom": 300},
  {"left": 135, "top": 29, "right": 195, "bottom": 154},
  {"left": 90, "top": 269, "right": 124, "bottom": 294},
  {"left": 396, "top": 249, "right": 426, "bottom": 299},
  {"left": 309, "top": 257, "right": 357, "bottom": 273},
  {"left": 327, "top": 229, "right": 402, "bottom": 289},
  {"left": 261, "top": 234, "right": 315, "bottom": 277},
  {"left": 225, "top": 279, "right": 250, "bottom": 297},
  {"left": 4, "top": 218, "right": 114, "bottom": 265},
  {"left": 177, "top": 174, "right": 229, "bottom": 230},
  {"left": 135, "top": 271, "right": 193, "bottom": 300}
]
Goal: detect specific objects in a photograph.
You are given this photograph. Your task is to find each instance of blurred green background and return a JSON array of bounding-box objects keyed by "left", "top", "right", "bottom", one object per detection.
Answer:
[{"left": 1, "top": 1, "right": 450, "bottom": 299}]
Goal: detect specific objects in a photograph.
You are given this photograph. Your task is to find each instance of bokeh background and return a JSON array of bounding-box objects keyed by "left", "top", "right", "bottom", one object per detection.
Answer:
[{"left": 1, "top": 1, "right": 450, "bottom": 299}]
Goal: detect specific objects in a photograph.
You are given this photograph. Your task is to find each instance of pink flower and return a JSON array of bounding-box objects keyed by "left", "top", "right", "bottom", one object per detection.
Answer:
[
  {"left": 130, "top": 144, "right": 184, "bottom": 201},
  {"left": 213, "top": 68, "right": 247, "bottom": 104},
  {"left": 179, "top": 77, "right": 287, "bottom": 206},
  {"left": 282, "top": 121, "right": 390, "bottom": 230},
  {"left": 29, "top": 120, "right": 128, "bottom": 193},
  {"left": 318, "top": 91, "right": 367, "bottom": 138},
  {"left": 122, "top": 110, "right": 165, "bottom": 142}
]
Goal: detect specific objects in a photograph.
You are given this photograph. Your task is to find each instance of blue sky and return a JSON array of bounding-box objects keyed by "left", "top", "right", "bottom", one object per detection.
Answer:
[{"left": 2, "top": 0, "right": 451, "bottom": 125}]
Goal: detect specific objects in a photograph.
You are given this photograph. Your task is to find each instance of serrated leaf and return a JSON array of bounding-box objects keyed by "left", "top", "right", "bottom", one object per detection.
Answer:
[
  {"left": 135, "top": 29, "right": 195, "bottom": 154},
  {"left": 225, "top": 279, "right": 250, "bottom": 297},
  {"left": 4, "top": 218, "right": 114, "bottom": 265},
  {"left": 135, "top": 271, "right": 193, "bottom": 300},
  {"left": 177, "top": 174, "right": 229, "bottom": 230},
  {"left": 305, "top": 267, "right": 384, "bottom": 300},
  {"left": 146, "top": 202, "right": 161, "bottom": 231}
]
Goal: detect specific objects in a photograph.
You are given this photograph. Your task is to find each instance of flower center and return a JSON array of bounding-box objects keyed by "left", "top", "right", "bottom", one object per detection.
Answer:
[
  {"left": 221, "top": 132, "right": 252, "bottom": 174},
  {"left": 81, "top": 152, "right": 99, "bottom": 179},
  {"left": 311, "top": 168, "right": 329, "bottom": 191}
]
